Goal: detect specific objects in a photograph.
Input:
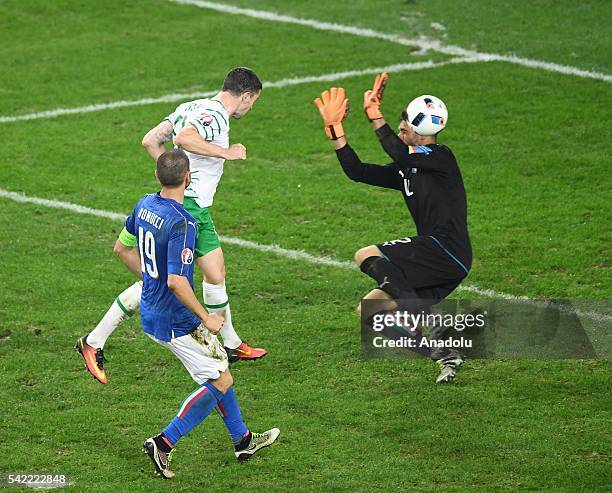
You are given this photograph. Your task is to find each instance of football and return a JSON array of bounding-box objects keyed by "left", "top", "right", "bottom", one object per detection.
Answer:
[{"left": 405, "top": 94, "right": 448, "bottom": 135}]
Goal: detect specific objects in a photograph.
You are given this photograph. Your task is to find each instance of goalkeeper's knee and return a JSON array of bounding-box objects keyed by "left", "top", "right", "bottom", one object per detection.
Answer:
[
  {"left": 359, "top": 256, "right": 430, "bottom": 313},
  {"left": 117, "top": 281, "right": 142, "bottom": 315},
  {"left": 359, "top": 255, "right": 404, "bottom": 299}
]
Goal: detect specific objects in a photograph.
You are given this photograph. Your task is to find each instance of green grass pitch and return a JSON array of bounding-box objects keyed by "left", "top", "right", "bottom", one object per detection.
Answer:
[{"left": 0, "top": 1, "right": 610, "bottom": 492}]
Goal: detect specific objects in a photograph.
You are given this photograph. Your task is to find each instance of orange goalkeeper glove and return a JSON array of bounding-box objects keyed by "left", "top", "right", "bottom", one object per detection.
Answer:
[
  {"left": 313, "top": 87, "right": 349, "bottom": 140},
  {"left": 363, "top": 72, "right": 388, "bottom": 121}
]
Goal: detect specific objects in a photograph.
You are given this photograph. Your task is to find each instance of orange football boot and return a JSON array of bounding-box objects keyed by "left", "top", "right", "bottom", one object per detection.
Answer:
[
  {"left": 225, "top": 342, "right": 267, "bottom": 363},
  {"left": 75, "top": 335, "right": 108, "bottom": 384}
]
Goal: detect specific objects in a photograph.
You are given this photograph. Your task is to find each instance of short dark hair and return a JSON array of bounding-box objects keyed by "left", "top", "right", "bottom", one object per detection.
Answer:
[
  {"left": 156, "top": 149, "right": 189, "bottom": 187},
  {"left": 222, "top": 67, "right": 262, "bottom": 96},
  {"left": 400, "top": 110, "right": 409, "bottom": 123}
]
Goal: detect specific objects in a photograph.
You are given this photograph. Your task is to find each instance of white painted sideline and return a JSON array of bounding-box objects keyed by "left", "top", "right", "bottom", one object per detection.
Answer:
[
  {"left": 170, "top": 0, "right": 612, "bottom": 84},
  {"left": 0, "top": 58, "right": 477, "bottom": 124},
  {"left": 1, "top": 187, "right": 610, "bottom": 324}
]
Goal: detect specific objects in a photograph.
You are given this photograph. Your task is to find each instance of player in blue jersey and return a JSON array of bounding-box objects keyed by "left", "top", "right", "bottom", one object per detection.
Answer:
[
  {"left": 117, "top": 149, "right": 279, "bottom": 479},
  {"left": 76, "top": 69, "right": 266, "bottom": 386}
]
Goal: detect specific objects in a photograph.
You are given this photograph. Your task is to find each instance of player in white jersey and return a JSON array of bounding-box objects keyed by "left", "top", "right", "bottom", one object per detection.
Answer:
[
  {"left": 76, "top": 68, "right": 267, "bottom": 384},
  {"left": 168, "top": 98, "right": 231, "bottom": 207}
]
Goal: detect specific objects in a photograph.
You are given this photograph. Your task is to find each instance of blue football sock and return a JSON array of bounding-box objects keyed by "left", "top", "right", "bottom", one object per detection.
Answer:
[
  {"left": 162, "top": 381, "right": 223, "bottom": 445},
  {"left": 216, "top": 386, "right": 249, "bottom": 443}
]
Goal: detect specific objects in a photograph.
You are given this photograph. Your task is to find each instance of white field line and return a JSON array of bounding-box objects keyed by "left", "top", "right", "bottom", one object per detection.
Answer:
[
  {"left": 1, "top": 187, "right": 610, "bottom": 324},
  {"left": 0, "top": 58, "right": 477, "bottom": 124},
  {"left": 170, "top": 0, "right": 612, "bottom": 84},
  {"left": 0, "top": 189, "right": 127, "bottom": 221},
  {"left": 0, "top": 92, "right": 220, "bottom": 124}
]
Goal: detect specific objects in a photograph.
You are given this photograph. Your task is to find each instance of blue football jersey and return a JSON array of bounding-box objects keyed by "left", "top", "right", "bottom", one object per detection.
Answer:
[{"left": 125, "top": 193, "right": 200, "bottom": 341}]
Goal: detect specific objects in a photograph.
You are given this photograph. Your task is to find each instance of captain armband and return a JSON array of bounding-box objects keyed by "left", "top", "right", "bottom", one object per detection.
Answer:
[{"left": 118, "top": 227, "right": 137, "bottom": 247}]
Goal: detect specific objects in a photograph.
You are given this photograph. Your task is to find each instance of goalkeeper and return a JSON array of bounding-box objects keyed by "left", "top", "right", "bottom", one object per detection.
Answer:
[{"left": 314, "top": 74, "right": 472, "bottom": 383}]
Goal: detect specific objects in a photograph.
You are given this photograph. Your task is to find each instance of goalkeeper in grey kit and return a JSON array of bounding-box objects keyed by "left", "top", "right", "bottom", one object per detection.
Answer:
[{"left": 314, "top": 73, "right": 472, "bottom": 383}]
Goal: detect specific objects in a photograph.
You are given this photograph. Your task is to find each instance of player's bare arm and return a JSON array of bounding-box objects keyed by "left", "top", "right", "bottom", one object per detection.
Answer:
[
  {"left": 167, "top": 274, "right": 224, "bottom": 333},
  {"left": 142, "top": 120, "right": 174, "bottom": 161},
  {"left": 173, "top": 124, "right": 246, "bottom": 160},
  {"left": 113, "top": 240, "right": 142, "bottom": 279}
]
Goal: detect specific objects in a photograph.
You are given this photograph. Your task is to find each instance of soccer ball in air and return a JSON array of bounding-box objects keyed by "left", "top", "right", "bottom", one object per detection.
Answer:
[{"left": 405, "top": 95, "right": 448, "bottom": 136}]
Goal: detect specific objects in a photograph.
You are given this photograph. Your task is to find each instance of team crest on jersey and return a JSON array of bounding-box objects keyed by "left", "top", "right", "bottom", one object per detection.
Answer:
[
  {"left": 181, "top": 248, "right": 194, "bottom": 265},
  {"left": 197, "top": 114, "right": 213, "bottom": 126}
]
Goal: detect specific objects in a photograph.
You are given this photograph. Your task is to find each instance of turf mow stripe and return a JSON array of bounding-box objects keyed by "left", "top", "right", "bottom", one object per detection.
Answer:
[
  {"left": 1, "top": 187, "right": 610, "bottom": 325},
  {"left": 0, "top": 59, "right": 477, "bottom": 124},
  {"left": 170, "top": 0, "right": 612, "bottom": 83}
]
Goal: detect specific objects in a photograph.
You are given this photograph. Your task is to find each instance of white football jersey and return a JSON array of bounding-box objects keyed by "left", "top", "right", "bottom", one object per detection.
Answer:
[{"left": 165, "top": 98, "right": 230, "bottom": 207}]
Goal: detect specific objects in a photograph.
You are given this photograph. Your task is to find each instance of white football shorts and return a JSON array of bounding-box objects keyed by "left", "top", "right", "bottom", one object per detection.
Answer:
[{"left": 147, "top": 324, "right": 229, "bottom": 384}]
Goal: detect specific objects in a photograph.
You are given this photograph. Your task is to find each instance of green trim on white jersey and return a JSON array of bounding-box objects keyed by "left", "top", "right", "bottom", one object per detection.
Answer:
[{"left": 165, "top": 98, "right": 230, "bottom": 208}]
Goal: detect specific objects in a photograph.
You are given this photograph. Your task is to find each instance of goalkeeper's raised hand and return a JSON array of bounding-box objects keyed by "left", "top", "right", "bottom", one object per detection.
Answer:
[
  {"left": 313, "top": 87, "right": 349, "bottom": 140},
  {"left": 363, "top": 72, "right": 388, "bottom": 121}
]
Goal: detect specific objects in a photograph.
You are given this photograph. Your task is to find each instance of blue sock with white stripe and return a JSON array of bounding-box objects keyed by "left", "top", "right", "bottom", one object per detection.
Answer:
[
  {"left": 216, "top": 386, "right": 249, "bottom": 443},
  {"left": 162, "top": 381, "right": 223, "bottom": 445}
]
